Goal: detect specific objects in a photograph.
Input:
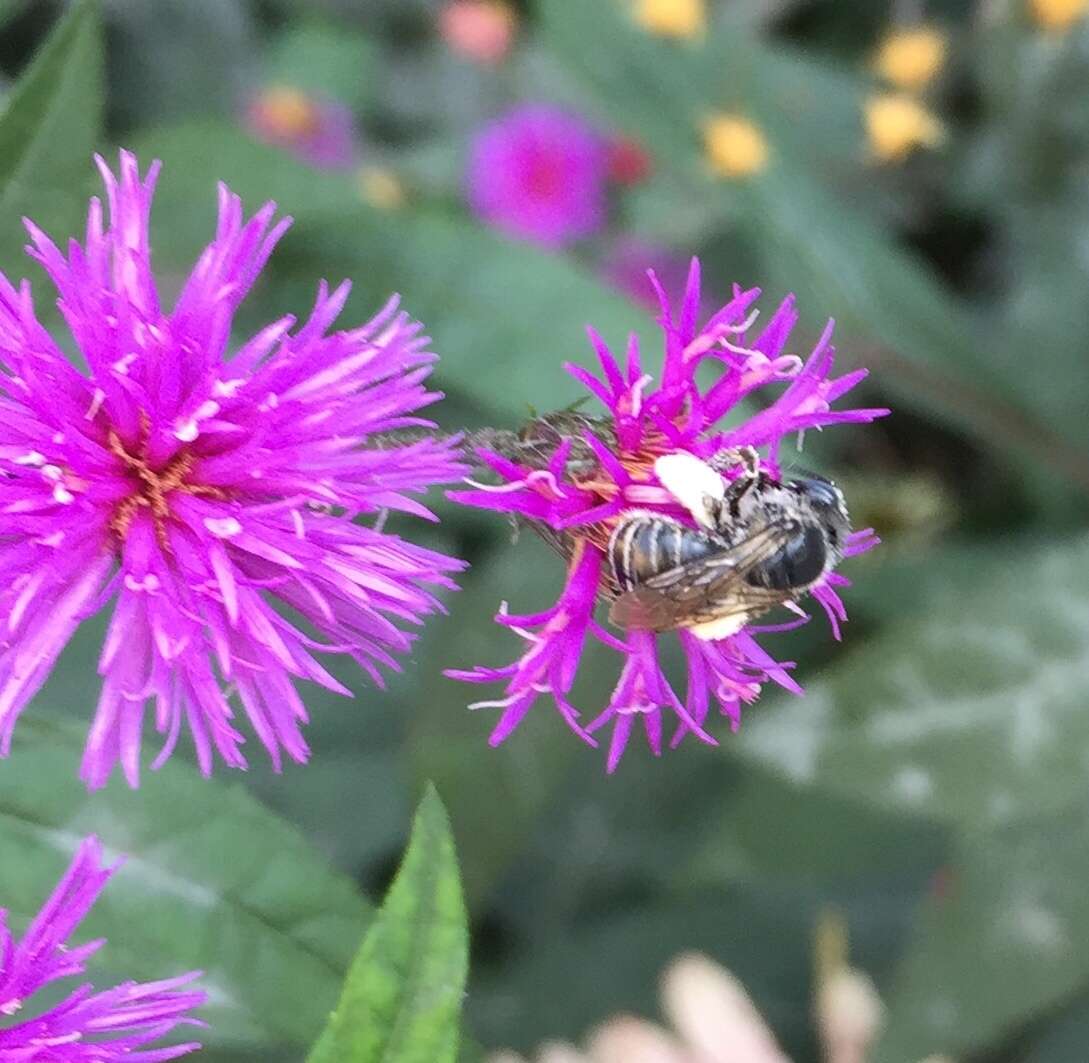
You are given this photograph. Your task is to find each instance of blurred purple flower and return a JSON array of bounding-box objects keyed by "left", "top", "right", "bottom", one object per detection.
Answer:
[
  {"left": 245, "top": 85, "right": 359, "bottom": 170},
  {"left": 466, "top": 104, "right": 608, "bottom": 247},
  {"left": 601, "top": 237, "right": 695, "bottom": 314},
  {"left": 0, "top": 152, "right": 467, "bottom": 789},
  {"left": 0, "top": 836, "right": 205, "bottom": 1061},
  {"left": 449, "top": 260, "right": 887, "bottom": 770}
]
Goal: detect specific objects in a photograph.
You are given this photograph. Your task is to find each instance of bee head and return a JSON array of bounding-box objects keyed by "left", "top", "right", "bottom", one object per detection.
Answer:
[
  {"left": 790, "top": 474, "right": 845, "bottom": 513},
  {"left": 788, "top": 474, "right": 851, "bottom": 551}
]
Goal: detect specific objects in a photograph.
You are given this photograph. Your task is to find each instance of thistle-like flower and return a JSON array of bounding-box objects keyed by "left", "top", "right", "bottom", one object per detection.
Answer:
[
  {"left": 0, "top": 151, "right": 466, "bottom": 789},
  {"left": 448, "top": 260, "right": 886, "bottom": 770},
  {"left": 0, "top": 836, "right": 205, "bottom": 1061}
]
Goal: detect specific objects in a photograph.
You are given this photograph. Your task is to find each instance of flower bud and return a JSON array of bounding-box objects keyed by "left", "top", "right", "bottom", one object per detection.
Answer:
[
  {"left": 660, "top": 952, "right": 789, "bottom": 1063},
  {"left": 587, "top": 1014, "right": 691, "bottom": 1063}
]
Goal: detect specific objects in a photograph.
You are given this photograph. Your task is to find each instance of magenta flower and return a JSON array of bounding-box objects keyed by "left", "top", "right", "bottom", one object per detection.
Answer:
[
  {"left": 0, "top": 836, "right": 205, "bottom": 1061},
  {"left": 245, "top": 85, "right": 359, "bottom": 170},
  {"left": 0, "top": 151, "right": 467, "bottom": 790},
  {"left": 466, "top": 103, "right": 608, "bottom": 247},
  {"left": 448, "top": 260, "right": 887, "bottom": 770},
  {"left": 601, "top": 237, "right": 697, "bottom": 314}
]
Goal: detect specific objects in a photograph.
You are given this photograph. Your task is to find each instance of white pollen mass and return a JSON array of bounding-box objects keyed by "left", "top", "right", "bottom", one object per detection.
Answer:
[{"left": 204, "top": 516, "right": 242, "bottom": 539}]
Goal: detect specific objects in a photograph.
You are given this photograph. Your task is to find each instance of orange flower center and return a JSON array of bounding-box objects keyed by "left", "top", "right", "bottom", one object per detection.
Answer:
[{"left": 107, "top": 420, "right": 225, "bottom": 547}]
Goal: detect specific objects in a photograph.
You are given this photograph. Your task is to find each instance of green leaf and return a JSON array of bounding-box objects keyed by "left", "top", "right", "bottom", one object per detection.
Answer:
[
  {"left": 107, "top": 0, "right": 253, "bottom": 129},
  {"left": 1025, "top": 994, "right": 1089, "bottom": 1062},
  {"left": 737, "top": 536, "right": 1089, "bottom": 832},
  {"left": 0, "top": 0, "right": 27, "bottom": 30},
  {"left": 0, "top": 715, "right": 372, "bottom": 1056},
  {"left": 875, "top": 809, "right": 1089, "bottom": 1062},
  {"left": 265, "top": 20, "right": 378, "bottom": 109},
  {"left": 308, "top": 784, "right": 469, "bottom": 1063},
  {"left": 728, "top": 536, "right": 1089, "bottom": 1057},
  {"left": 0, "top": 0, "right": 103, "bottom": 277}
]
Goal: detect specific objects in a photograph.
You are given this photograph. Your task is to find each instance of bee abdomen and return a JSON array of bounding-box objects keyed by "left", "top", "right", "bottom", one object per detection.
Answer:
[{"left": 609, "top": 514, "right": 717, "bottom": 592}]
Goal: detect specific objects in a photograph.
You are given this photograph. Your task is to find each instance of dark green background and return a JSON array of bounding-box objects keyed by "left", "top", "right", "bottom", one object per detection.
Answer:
[{"left": 2, "top": 2, "right": 1088, "bottom": 1061}]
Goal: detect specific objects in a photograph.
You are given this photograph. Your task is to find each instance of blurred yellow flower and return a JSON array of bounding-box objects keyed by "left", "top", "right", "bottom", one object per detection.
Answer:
[
  {"left": 632, "top": 0, "right": 706, "bottom": 39},
  {"left": 872, "top": 26, "right": 947, "bottom": 91},
  {"left": 251, "top": 85, "right": 320, "bottom": 138},
  {"left": 864, "top": 93, "right": 945, "bottom": 162},
  {"left": 1029, "top": 0, "right": 1089, "bottom": 31},
  {"left": 358, "top": 166, "right": 407, "bottom": 210},
  {"left": 702, "top": 113, "right": 770, "bottom": 178}
]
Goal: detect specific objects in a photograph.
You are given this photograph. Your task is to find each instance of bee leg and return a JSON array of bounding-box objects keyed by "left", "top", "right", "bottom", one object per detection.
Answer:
[
  {"left": 717, "top": 446, "right": 762, "bottom": 520},
  {"left": 710, "top": 444, "right": 759, "bottom": 479}
]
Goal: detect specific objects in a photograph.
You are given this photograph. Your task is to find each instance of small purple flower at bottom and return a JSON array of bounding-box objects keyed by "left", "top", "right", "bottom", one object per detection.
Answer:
[
  {"left": 0, "top": 836, "right": 205, "bottom": 1061},
  {"left": 0, "top": 152, "right": 467, "bottom": 789},
  {"left": 448, "top": 260, "right": 887, "bottom": 771},
  {"left": 466, "top": 103, "right": 608, "bottom": 247}
]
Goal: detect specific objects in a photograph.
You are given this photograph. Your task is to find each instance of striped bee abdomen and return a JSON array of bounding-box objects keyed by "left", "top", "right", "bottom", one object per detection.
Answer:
[{"left": 608, "top": 514, "right": 719, "bottom": 593}]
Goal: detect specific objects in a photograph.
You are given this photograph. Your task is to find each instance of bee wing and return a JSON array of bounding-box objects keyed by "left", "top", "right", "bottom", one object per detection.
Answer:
[{"left": 608, "top": 521, "right": 800, "bottom": 633}]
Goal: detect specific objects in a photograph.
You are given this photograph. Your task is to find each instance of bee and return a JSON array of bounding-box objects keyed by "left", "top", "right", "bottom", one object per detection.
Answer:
[
  {"left": 608, "top": 451, "right": 851, "bottom": 640},
  {"left": 455, "top": 411, "right": 852, "bottom": 639}
]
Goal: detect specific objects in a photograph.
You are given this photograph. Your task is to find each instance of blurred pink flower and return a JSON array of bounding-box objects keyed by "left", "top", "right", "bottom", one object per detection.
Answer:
[
  {"left": 487, "top": 952, "right": 788, "bottom": 1063},
  {"left": 600, "top": 238, "right": 694, "bottom": 314},
  {"left": 439, "top": 0, "right": 517, "bottom": 64},
  {"left": 467, "top": 104, "right": 608, "bottom": 247},
  {"left": 486, "top": 950, "right": 915, "bottom": 1063},
  {"left": 245, "top": 85, "right": 359, "bottom": 170}
]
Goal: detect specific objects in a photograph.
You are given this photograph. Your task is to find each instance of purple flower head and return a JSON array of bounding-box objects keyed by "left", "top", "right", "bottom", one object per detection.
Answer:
[
  {"left": 601, "top": 237, "right": 698, "bottom": 315},
  {"left": 245, "top": 85, "right": 359, "bottom": 170},
  {"left": 466, "top": 103, "right": 608, "bottom": 248},
  {"left": 448, "top": 260, "right": 887, "bottom": 771},
  {"left": 0, "top": 836, "right": 205, "bottom": 1061},
  {"left": 0, "top": 151, "right": 467, "bottom": 790}
]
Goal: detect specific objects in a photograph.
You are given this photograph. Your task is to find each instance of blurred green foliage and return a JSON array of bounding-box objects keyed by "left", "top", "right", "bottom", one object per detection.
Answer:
[{"left": 2, "top": 1, "right": 1089, "bottom": 1062}]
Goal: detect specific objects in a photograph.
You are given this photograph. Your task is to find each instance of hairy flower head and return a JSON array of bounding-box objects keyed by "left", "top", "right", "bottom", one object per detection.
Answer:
[
  {"left": 0, "top": 152, "right": 466, "bottom": 789},
  {"left": 449, "top": 260, "right": 886, "bottom": 770},
  {"left": 0, "top": 836, "right": 205, "bottom": 1061}
]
